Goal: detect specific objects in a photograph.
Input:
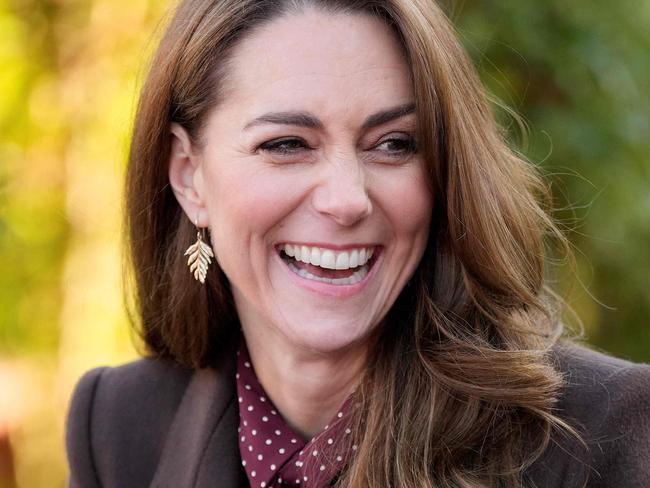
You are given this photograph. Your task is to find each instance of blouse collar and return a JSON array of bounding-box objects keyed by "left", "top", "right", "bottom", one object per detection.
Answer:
[{"left": 236, "top": 338, "right": 355, "bottom": 487}]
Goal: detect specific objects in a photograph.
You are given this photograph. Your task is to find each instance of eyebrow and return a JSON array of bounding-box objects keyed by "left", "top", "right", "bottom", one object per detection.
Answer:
[{"left": 242, "top": 102, "right": 416, "bottom": 131}]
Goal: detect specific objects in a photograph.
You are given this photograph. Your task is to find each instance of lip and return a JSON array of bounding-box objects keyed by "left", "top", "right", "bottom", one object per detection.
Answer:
[{"left": 274, "top": 246, "right": 382, "bottom": 299}]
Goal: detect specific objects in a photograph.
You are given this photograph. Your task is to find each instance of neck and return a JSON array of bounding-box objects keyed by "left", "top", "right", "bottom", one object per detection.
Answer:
[{"left": 241, "top": 326, "right": 367, "bottom": 440}]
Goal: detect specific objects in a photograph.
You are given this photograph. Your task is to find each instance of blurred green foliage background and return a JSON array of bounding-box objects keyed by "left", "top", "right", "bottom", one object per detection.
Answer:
[{"left": 0, "top": 0, "right": 648, "bottom": 486}]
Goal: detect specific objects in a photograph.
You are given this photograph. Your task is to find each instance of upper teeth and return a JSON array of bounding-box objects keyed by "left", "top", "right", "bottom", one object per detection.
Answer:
[{"left": 281, "top": 244, "right": 374, "bottom": 270}]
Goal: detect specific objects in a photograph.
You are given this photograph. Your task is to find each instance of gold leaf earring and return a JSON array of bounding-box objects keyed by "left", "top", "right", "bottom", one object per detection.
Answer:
[{"left": 184, "top": 218, "right": 214, "bottom": 284}]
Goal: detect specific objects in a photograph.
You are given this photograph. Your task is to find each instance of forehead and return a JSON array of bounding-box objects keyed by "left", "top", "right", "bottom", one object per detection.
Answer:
[{"left": 219, "top": 8, "right": 413, "bottom": 118}]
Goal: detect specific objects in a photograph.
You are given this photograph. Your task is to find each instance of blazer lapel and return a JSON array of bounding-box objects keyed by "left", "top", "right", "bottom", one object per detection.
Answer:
[{"left": 150, "top": 353, "right": 243, "bottom": 487}]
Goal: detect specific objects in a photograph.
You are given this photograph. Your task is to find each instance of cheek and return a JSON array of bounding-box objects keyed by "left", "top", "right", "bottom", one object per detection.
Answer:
[
  {"left": 202, "top": 165, "right": 309, "bottom": 255},
  {"left": 371, "top": 166, "right": 432, "bottom": 237}
]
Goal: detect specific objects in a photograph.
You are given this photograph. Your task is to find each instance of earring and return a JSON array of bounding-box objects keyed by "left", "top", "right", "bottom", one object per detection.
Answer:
[{"left": 184, "top": 218, "right": 214, "bottom": 284}]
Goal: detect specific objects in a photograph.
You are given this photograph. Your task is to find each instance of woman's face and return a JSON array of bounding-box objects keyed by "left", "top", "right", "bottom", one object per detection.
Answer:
[{"left": 185, "top": 9, "right": 432, "bottom": 354}]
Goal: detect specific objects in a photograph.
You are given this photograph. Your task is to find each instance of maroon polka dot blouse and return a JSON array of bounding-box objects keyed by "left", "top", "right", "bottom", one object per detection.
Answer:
[{"left": 236, "top": 340, "right": 356, "bottom": 487}]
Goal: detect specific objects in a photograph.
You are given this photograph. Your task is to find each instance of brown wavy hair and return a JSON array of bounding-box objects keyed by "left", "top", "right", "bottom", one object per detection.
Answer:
[{"left": 125, "top": 0, "right": 581, "bottom": 486}]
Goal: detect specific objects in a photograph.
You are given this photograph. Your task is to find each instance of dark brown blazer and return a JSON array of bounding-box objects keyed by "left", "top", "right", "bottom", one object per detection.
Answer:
[{"left": 66, "top": 341, "right": 650, "bottom": 487}]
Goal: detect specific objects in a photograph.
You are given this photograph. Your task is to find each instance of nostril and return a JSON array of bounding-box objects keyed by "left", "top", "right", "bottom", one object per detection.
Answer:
[{"left": 311, "top": 186, "right": 372, "bottom": 226}]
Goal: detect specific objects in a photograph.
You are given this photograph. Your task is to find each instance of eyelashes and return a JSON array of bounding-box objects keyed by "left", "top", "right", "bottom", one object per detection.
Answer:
[
  {"left": 374, "top": 137, "right": 418, "bottom": 156},
  {"left": 258, "top": 137, "right": 309, "bottom": 156},
  {"left": 256, "top": 134, "right": 418, "bottom": 161}
]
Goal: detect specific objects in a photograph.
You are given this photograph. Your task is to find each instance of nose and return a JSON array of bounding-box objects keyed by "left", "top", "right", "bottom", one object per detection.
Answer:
[{"left": 311, "top": 158, "right": 372, "bottom": 227}]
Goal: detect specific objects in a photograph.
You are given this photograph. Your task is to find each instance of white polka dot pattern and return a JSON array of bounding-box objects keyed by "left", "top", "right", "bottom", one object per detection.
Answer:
[{"left": 237, "top": 338, "right": 355, "bottom": 487}]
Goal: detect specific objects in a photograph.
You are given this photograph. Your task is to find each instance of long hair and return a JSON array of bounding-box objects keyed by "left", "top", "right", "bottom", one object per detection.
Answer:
[{"left": 125, "top": 0, "right": 580, "bottom": 485}]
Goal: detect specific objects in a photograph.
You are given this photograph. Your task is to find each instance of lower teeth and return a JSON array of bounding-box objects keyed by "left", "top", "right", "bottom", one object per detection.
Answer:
[{"left": 287, "top": 261, "right": 369, "bottom": 285}]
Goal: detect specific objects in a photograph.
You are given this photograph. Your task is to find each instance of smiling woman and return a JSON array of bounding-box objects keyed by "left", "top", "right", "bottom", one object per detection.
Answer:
[
  {"left": 65, "top": 0, "right": 650, "bottom": 487},
  {"left": 172, "top": 11, "right": 430, "bottom": 358}
]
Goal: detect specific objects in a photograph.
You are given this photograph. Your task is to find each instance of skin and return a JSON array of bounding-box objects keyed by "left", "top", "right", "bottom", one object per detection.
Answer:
[{"left": 169, "top": 8, "right": 432, "bottom": 438}]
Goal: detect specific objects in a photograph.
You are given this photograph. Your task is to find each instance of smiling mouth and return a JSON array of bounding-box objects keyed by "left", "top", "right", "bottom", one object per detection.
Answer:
[{"left": 277, "top": 244, "right": 379, "bottom": 285}]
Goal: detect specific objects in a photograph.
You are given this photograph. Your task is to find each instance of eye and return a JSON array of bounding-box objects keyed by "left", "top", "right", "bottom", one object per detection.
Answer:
[
  {"left": 258, "top": 137, "right": 309, "bottom": 155},
  {"left": 373, "top": 134, "right": 418, "bottom": 157}
]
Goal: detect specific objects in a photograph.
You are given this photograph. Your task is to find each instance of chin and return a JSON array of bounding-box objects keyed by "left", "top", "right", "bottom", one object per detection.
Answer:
[{"left": 279, "top": 313, "right": 376, "bottom": 356}]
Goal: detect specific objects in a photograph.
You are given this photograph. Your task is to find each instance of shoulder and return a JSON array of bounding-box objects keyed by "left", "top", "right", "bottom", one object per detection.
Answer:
[
  {"left": 550, "top": 340, "right": 650, "bottom": 430},
  {"left": 66, "top": 357, "right": 193, "bottom": 487},
  {"left": 527, "top": 341, "right": 650, "bottom": 487}
]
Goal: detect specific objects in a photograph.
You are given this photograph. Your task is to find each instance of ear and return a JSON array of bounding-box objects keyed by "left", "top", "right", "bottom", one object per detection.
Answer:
[{"left": 168, "top": 123, "right": 209, "bottom": 227}]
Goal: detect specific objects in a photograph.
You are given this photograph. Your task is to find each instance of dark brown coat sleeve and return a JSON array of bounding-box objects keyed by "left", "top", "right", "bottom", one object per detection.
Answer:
[
  {"left": 66, "top": 367, "right": 106, "bottom": 488},
  {"left": 65, "top": 359, "right": 192, "bottom": 488},
  {"left": 578, "top": 363, "right": 650, "bottom": 487},
  {"left": 525, "top": 343, "right": 650, "bottom": 488}
]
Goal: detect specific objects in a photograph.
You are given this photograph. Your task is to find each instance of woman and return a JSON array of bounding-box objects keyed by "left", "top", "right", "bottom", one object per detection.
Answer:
[{"left": 66, "top": 0, "right": 650, "bottom": 486}]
